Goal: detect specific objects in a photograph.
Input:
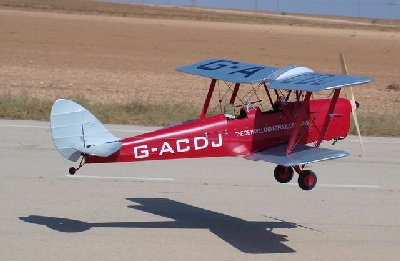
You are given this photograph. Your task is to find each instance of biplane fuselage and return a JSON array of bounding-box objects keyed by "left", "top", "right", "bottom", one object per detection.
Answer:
[
  {"left": 51, "top": 58, "right": 371, "bottom": 190},
  {"left": 86, "top": 98, "right": 351, "bottom": 164}
]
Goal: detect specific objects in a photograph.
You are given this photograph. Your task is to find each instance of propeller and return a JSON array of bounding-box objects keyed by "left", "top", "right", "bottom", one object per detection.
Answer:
[{"left": 339, "top": 53, "right": 365, "bottom": 157}]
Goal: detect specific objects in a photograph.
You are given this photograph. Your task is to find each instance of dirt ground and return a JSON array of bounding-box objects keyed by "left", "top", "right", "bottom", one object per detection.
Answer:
[{"left": 0, "top": 1, "right": 399, "bottom": 115}]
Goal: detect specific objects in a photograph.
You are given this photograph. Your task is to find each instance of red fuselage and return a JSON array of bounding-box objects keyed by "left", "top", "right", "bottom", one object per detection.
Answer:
[{"left": 86, "top": 98, "right": 351, "bottom": 164}]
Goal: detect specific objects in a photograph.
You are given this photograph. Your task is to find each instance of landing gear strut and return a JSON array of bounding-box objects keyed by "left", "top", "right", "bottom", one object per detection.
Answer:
[{"left": 68, "top": 156, "right": 86, "bottom": 175}]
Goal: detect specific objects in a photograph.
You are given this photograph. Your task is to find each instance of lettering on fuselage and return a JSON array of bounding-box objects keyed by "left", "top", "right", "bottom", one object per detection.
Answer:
[
  {"left": 235, "top": 121, "right": 309, "bottom": 137},
  {"left": 133, "top": 133, "right": 223, "bottom": 159}
]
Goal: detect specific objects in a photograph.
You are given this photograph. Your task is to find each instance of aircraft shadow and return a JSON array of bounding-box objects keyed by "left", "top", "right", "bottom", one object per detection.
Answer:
[{"left": 20, "top": 198, "right": 297, "bottom": 254}]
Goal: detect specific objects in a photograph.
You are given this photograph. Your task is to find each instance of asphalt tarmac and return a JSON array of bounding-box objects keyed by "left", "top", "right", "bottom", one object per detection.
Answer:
[{"left": 1, "top": 119, "right": 399, "bottom": 260}]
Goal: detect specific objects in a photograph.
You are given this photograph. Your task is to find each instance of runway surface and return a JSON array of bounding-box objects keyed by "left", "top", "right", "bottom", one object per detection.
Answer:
[{"left": 1, "top": 119, "right": 399, "bottom": 260}]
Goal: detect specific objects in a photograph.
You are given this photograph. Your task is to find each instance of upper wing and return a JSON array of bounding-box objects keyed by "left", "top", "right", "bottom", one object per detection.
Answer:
[
  {"left": 176, "top": 58, "right": 277, "bottom": 83},
  {"left": 266, "top": 69, "right": 372, "bottom": 91},
  {"left": 244, "top": 144, "right": 349, "bottom": 167},
  {"left": 177, "top": 59, "right": 372, "bottom": 91}
]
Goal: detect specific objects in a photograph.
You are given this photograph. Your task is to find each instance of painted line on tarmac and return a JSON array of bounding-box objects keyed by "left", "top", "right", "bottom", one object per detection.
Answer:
[
  {"left": 0, "top": 124, "right": 49, "bottom": 129},
  {"left": 285, "top": 183, "right": 380, "bottom": 189},
  {"left": 318, "top": 184, "right": 380, "bottom": 189},
  {"left": 345, "top": 139, "right": 400, "bottom": 144},
  {"left": 0, "top": 123, "right": 147, "bottom": 133},
  {"left": 65, "top": 175, "right": 174, "bottom": 181}
]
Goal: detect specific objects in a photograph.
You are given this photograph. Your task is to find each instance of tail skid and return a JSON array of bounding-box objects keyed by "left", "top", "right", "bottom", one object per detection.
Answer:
[{"left": 50, "top": 99, "right": 121, "bottom": 162}]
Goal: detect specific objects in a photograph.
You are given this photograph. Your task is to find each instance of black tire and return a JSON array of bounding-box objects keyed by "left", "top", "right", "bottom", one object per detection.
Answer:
[
  {"left": 68, "top": 167, "right": 76, "bottom": 175},
  {"left": 274, "top": 165, "right": 294, "bottom": 183},
  {"left": 298, "top": 170, "right": 317, "bottom": 191}
]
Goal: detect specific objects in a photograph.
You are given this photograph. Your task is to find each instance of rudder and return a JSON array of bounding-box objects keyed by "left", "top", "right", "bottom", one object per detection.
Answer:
[{"left": 50, "top": 99, "right": 121, "bottom": 162}]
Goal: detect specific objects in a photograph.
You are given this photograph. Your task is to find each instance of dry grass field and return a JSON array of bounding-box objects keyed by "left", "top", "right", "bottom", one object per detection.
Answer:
[{"left": 0, "top": 0, "right": 399, "bottom": 135}]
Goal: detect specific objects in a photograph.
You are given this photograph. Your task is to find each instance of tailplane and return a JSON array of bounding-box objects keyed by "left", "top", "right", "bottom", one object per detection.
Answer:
[{"left": 50, "top": 99, "right": 121, "bottom": 162}]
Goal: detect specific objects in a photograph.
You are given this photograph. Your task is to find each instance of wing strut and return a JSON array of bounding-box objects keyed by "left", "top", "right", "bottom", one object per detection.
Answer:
[
  {"left": 229, "top": 83, "right": 240, "bottom": 104},
  {"left": 200, "top": 79, "right": 217, "bottom": 118},
  {"left": 316, "top": 88, "right": 341, "bottom": 147},
  {"left": 263, "top": 82, "right": 274, "bottom": 107},
  {"left": 286, "top": 91, "right": 312, "bottom": 156}
]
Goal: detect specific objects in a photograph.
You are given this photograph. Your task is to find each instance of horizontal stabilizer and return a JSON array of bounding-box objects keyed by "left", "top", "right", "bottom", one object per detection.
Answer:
[
  {"left": 50, "top": 99, "right": 121, "bottom": 162},
  {"left": 73, "top": 142, "right": 122, "bottom": 158},
  {"left": 244, "top": 144, "right": 349, "bottom": 167}
]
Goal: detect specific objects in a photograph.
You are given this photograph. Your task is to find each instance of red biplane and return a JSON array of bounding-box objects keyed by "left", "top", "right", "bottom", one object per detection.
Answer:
[{"left": 50, "top": 57, "right": 372, "bottom": 190}]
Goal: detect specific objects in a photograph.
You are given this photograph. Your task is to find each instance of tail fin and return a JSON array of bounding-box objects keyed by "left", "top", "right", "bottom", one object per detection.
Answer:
[{"left": 50, "top": 99, "right": 121, "bottom": 162}]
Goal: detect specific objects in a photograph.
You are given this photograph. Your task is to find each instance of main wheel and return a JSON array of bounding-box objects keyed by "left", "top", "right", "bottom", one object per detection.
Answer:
[
  {"left": 68, "top": 167, "right": 76, "bottom": 175},
  {"left": 298, "top": 170, "right": 317, "bottom": 191},
  {"left": 274, "top": 165, "right": 294, "bottom": 183}
]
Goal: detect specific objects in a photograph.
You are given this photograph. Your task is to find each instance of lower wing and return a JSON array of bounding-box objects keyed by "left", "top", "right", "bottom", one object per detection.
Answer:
[{"left": 244, "top": 144, "right": 349, "bottom": 167}]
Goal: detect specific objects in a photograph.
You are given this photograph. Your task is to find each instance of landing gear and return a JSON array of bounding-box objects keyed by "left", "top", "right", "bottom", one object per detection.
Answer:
[
  {"left": 68, "top": 156, "right": 86, "bottom": 175},
  {"left": 274, "top": 165, "right": 294, "bottom": 183},
  {"left": 297, "top": 170, "right": 317, "bottom": 191},
  {"left": 273, "top": 165, "right": 318, "bottom": 191}
]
